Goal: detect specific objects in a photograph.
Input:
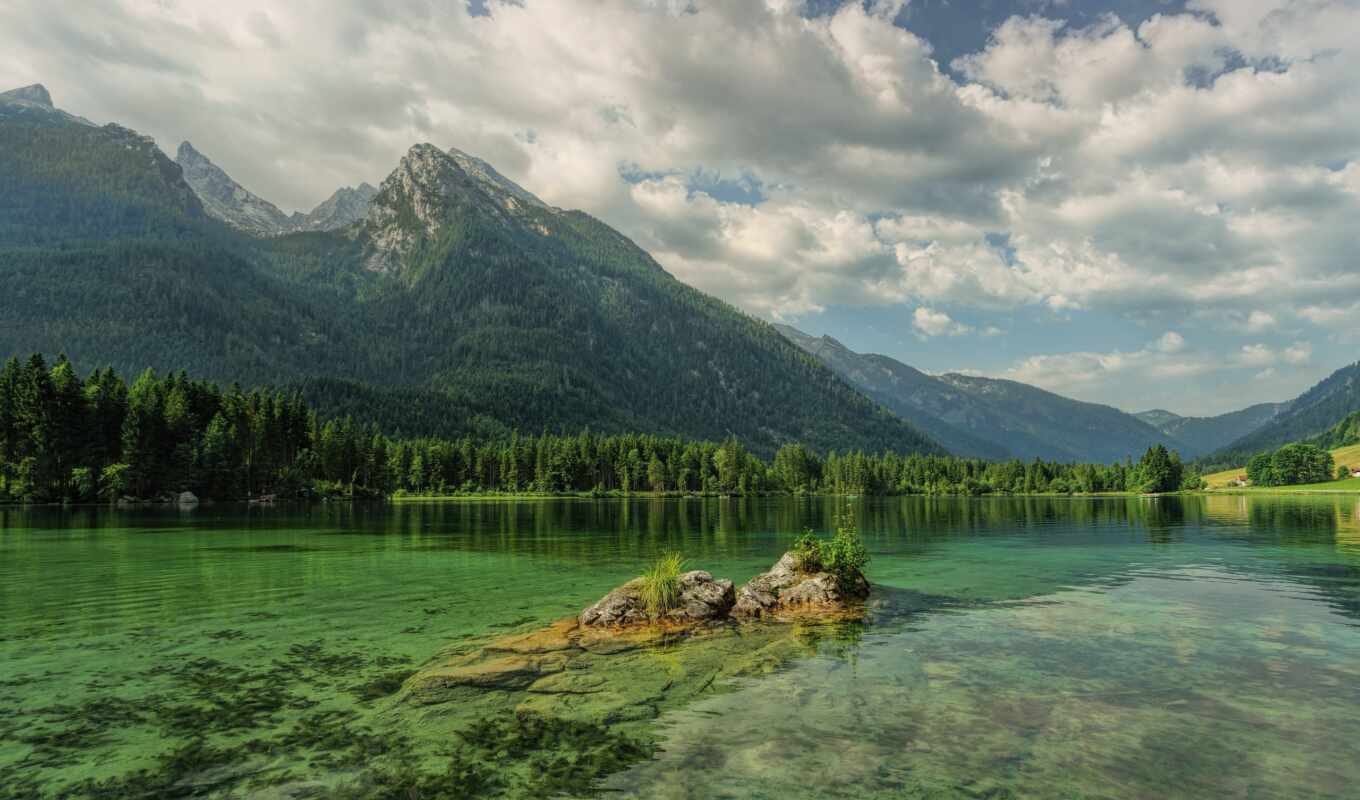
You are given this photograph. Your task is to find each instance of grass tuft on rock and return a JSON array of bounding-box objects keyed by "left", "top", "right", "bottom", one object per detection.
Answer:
[{"left": 639, "top": 552, "right": 686, "bottom": 617}]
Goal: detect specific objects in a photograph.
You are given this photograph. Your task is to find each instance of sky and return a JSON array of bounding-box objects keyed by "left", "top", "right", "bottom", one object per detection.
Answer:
[{"left": 2, "top": 0, "right": 1357, "bottom": 416}]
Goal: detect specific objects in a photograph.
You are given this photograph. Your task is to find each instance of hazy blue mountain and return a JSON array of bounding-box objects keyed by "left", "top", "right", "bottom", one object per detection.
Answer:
[
  {"left": 776, "top": 324, "right": 1186, "bottom": 463},
  {"left": 772, "top": 326, "right": 1009, "bottom": 459},
  {"left": 1134, "top": 404, "right": 1285, "bottom": 458}
]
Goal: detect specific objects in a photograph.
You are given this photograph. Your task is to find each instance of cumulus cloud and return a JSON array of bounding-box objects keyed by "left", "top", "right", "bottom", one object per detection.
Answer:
[
  {"left": 1237, "top": 340, "right": 1314, "bottom": 368},
  {"left": 912, "top": 307, "right": 973, "bottom": 338},
  {"left": 1155, "top": 331, "right": 1187, "bottom": 354},
  {"left": 1005, "top": 332, "right": 1214, "bottom": 396}
]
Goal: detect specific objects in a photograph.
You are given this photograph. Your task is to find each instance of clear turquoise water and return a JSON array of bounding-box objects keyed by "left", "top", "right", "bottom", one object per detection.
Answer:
[{"left": 2, "top": 495, "right": 1359, "bottom": 798}]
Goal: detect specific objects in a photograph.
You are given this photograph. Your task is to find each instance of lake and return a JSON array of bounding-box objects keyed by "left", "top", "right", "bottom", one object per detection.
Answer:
[{"left": 3, "top": 495, "right": 1360, "bottom": 798}]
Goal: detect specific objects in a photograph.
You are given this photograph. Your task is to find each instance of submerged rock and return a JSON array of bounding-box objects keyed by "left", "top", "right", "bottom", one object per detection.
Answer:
[
  {"left": 732, "top": 552, "right": 869, "bottom": 619},
  {"left": 579, "top": 570, "right": 734, "bottom": 628}
]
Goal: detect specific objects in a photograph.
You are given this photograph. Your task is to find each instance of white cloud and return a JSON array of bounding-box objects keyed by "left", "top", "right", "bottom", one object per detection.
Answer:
[
  {"left": 912, "top": 307, "right": 973, "bottom": 338},
  {"left": 1238, "top": 343, "right": 1278, "bottom": 367},
  {"left": 1155, "top": 331, "right": 1187, "bottom": 354},
  {"left": 1245, "top": 311, "right": 1277, "bottom": 333},
  {"left": 1004, "top": 333, "right": 1215, "bottom": 395},
  {"left": 1234, "top": 340, "right": 1314, "bottom": 369},
  {"left": 1284, "top": 341, "right": 1313, "bottom": 364}
]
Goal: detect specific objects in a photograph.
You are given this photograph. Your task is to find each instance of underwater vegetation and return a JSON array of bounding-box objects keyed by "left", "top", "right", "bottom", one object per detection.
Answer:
[{"left": 323, "top": 712, "right": 656, "bottom": 800}]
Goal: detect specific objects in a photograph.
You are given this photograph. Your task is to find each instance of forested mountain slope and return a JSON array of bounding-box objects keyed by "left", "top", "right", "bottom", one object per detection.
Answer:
[
  {"left": 776, "top": 325, "right": 1185, "bottom": 463},
  {"left": 1208, "top": 361, "right": 1360, "bottom": 465},
  {"left": 0, "top": 86, "right": 939, "bottom": 457},
  {"left": 771, "top": 326, "right": 1008, "bottom": 459}
]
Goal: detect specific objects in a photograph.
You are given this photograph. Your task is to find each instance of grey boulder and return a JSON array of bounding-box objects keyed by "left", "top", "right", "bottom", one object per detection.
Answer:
[
  {"left": 732, "top": 552, "right": 868, "bottom": 619},
  {"left": 580, "top": 570, "right": 734, "bottom": 628}
]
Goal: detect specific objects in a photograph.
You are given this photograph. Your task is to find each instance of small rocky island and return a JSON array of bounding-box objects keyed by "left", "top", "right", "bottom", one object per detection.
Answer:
[
  {"left": 579, "top": 550, "right": 869, "bottom": 628},
  {"left": 402, "top": 526, "right": 872, "bottom": 711},
  {"left": 400, "top": 520, "right": 872, "bottom": 734}
]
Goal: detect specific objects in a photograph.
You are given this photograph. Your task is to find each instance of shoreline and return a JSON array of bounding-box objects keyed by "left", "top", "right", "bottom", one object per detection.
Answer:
[{"left": 6, "top": 489, "right": 1357, "bottom": 510}]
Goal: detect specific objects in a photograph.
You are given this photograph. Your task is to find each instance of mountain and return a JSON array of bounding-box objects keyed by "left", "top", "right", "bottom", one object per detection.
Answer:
[
  {"left": 1306, "top": 410, "right": 1360, "bottom": 452},
  {"left": 0, "top": 95, "right": 204, "bottom": 245},
  {"left": 1134, "top": 403, "right": 1285, "bottom": 457},
  {"left": 176, "top": 141, "right": 376, "bottom": 236},
  {"left": 175, "top": 141, "right": 296, "bottom": 236},
  {"left": 776, "top": 324, "right": 1184, "bottom": 463},
  {"left": 0, "top": 83, "right": 95, "bottom": 127},
  {"left": 294, "top": 182, "right": 377, "bottom": 231},
  {"left": 0, "top": 85, "right": 939, "bottom": 457},
  {"left": 1208, "top": 361, "right": 1360, "bottom": 465},
  {"left": 772, "top": 326, "right": 1009, "bottom": 459}
]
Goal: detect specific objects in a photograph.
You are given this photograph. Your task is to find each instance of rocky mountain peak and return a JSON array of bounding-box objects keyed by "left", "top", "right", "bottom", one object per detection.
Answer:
[
  {"left": 361, "top": 143, "right": 559, "bottom": 274},
  {"left": 175, "top": 140, "right": 294, "bottom": 237},
  {"left": 293, "top": 182, "right": 378, "bottom": 232},
  {"left": 361, "top": 144, "right": 471, "bottom": 272},
  {"left": 0, "top": 83, "right": 96, "bottom": 127},
  {"left": 446, "top": 146, "right": 548, "bottom": 210},
  {"left": 1, "top": 83, "right": 53, "bottom": 107},
  {"left": 176, "top": 140, "right": 207, "bottom": 164}
]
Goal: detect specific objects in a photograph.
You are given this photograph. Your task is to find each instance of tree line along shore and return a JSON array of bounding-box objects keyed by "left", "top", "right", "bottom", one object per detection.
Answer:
[{"left": 0, "top": 354, "right": 1308, "bottom": 506}]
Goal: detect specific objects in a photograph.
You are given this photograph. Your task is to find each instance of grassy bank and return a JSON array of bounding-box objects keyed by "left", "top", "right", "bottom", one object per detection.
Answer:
[{"left": 1203, "top": 442, "right": 1360, "bottom": 489}]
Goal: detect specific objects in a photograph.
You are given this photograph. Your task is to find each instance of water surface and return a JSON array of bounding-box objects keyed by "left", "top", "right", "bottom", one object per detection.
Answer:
[{"left": 2, "top": 495, "right": 1360, "bottom": 798}]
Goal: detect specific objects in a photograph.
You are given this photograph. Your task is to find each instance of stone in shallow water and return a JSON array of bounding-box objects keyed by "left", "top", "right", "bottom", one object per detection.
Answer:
[
  {"left": 579, "top": 570, "right": 735, "bottom": 627},
  {"left": 579, "top": 579, "right": 647, "bottom": 627},
  {"left": 406, "top": 652, "right": 569, "bottom": 697},
  {"left": 484, "top": 618, "right": 580, "bottom": 654},
  {"left": 669, "top": 570, "right": 735, "bottom": 623},
  {"left": 733, "top": 553, "right": 869, "bottom": 619}
]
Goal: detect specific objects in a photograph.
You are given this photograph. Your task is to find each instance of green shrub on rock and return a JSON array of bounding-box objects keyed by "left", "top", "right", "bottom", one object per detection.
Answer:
[
  {"left": 822, "top": 512, "right": 869, "bottom": 591},
  {"left": 792, "top": 531, "right": 823, "bottom": 572},
  {"left": 790, "top": 512, "right": 869, "bottom": 591}
]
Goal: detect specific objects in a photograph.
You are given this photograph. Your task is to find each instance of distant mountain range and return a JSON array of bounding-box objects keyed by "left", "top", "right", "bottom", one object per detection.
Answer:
[
  {"left": 1133, "top": 405, "right": 1286, "bottom": 459},
  {"left": 0, "top": 84, "right": 936, "bottom": 457},
  {"left": 775, "top": 325, "right": 1194, "bottom": 462}
]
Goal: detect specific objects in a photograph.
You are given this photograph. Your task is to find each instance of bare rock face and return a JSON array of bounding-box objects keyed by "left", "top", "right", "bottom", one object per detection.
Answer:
[
  {"left": 176, "top": 141, "right": 295, "bottom": 237},
  {"left": 579, "top": 570, "right": 734, "bottom": 628},
  {"left": 732, "top": 553, "right": 869, "bottom": 620}
]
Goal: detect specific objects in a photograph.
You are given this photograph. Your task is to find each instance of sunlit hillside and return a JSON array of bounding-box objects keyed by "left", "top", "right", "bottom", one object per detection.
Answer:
[{"left": 1204, "top": 442, "right": 1360, "bottom": 490}]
